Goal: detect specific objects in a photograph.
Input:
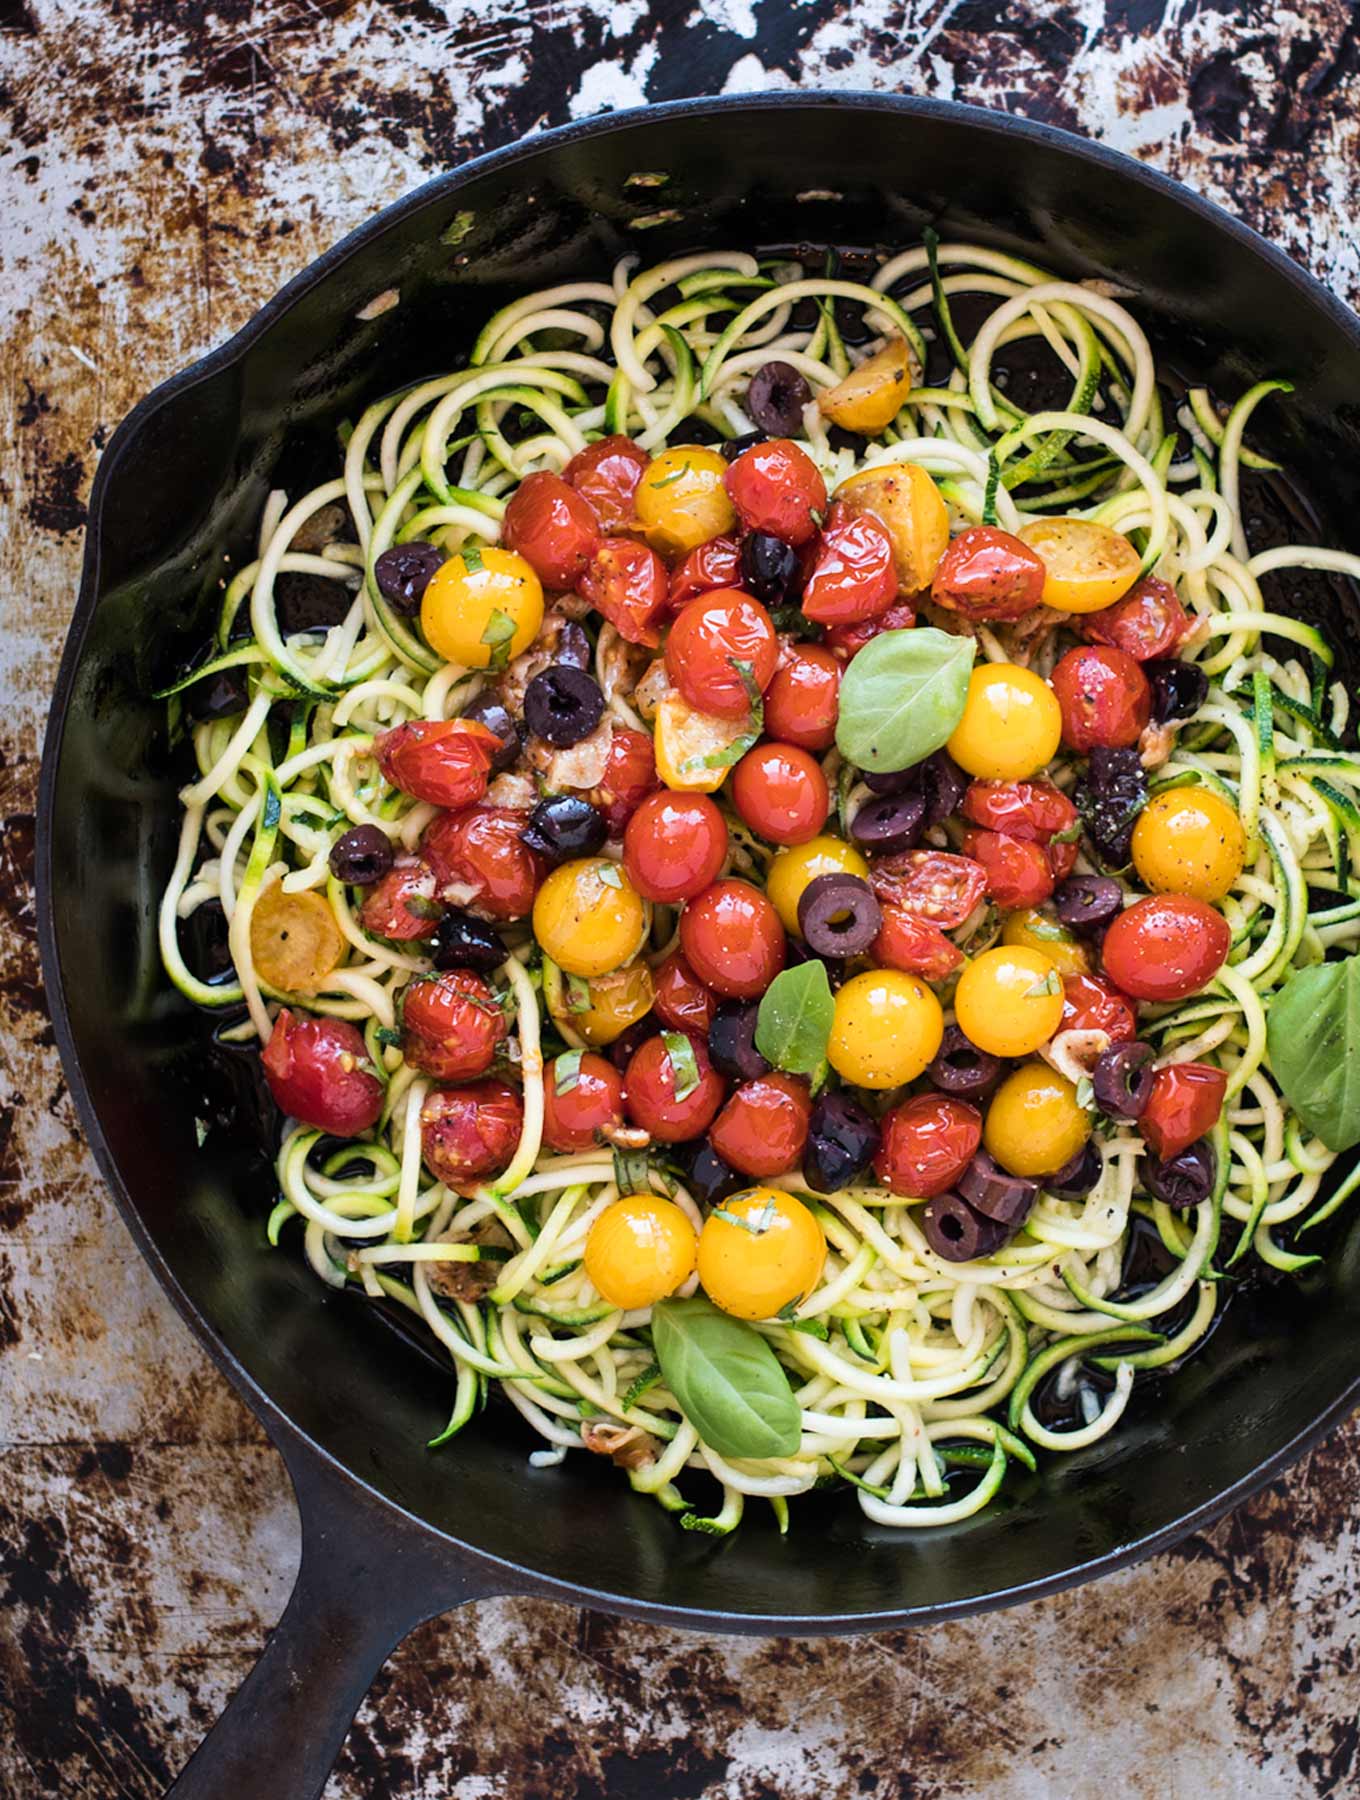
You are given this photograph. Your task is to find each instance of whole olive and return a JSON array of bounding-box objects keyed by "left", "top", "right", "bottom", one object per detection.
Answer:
[{"left": 328, "top": 824, "right": 395, "bottom": 886}]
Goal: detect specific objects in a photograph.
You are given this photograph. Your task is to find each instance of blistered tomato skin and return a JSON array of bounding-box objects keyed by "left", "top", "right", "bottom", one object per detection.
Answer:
[
  {"left": 725, "top": 438, "right": 827, "bottom": 546},
  {"left": 730, "top": 743, "right": 831, "bottom": 846},
  {"left": 947, "top": 663, "right": 1063, "bottom": 781},
  {"left": 623, "top": 791, "right": 728, "bottom": 903},
  {"left": 420, "top": 1079, "right": 523, "bottom": 1190},
  {"left": 961, "top": 779, "right": 1078, "bottom": 843},
  {"left": 359, "top": 859, "right": 441, "bottom": 941},
  {"left": 1082, "top": 575, "right": 1190, "bottom": 662},
  {"left": 261, "top": 1010, "right": 384, "bottom": 1137},
  {"left": 593, "top": 727, "right": 661, "bottom": 834},
  {"left": 542, "top": 1051, "right": 626, "bottom": 1152},
  {"left": 375, "top": 718, "right": 500, "bottom": 808},
  {"left": 875, "top": 1094, "right": 982, "bottom": 1198},
  {"left": 532, "top": 858, "right": 647, "bottom": 979},
  {"left": 697, "top": 1187, "right": 826, "bottom": 1320},
  {"left": 709, "top": 1074, "right": 813, "bottom": 1179},
  {"left": 668, "top": 535, "right": 743, "bottom": 613},
  {"left": 1018, "top": 518, "right": 1142, "bottom": 614},
  {"left": 764, "top": 645, "right": 841, "bottom": 751},
  {"left": 584, "top": 1194, "right": 697, "bottom": 1311},
  {"left": 679, "top": 879, "right": 787, "bottom": 999},
  {"left": 419, "top": 549, "right": 545, "bottom": 669},
  {"left": 623, "top": 1033, "right": 726, "bottom": 1142},
  {"left": 578, "top": 538, "right": 670, "bottom": 648},
  {"left": 1062, "top": 972, "right": 1138, "bottom": 1043},
  {"left": 835, "top": 463, "right": 949, "bottom": 592},
  {"left": 984, "top": 1064, "right": 1091, "bottom": 1178},
  {"left": 766, "top": 836, "right": 870, "bottom": 935},
  {"left": 954, "top": 945, "right": 1066, "bottom": 1059},
  {"left": 501, "top": 470, "right": 600, "bottom": 588},
  {"left": 664, "top": 589, "right": 779, "bottom": 719},
  {"left": 562, "top": 434, "right": 649, "bottom": 532},
  {"left": 1131, "top": 788, "right": 1245, "bottom": 904},
  {"left": 871, "top": 905, "right": 964, "bottom": 983},
  {"left": 635, "top": 445, "right": 737, "bottom": 556},
  {"left": 867, "top": 849, "right": 987, "bottom": 929},
  {"left": 824, "top": 600, "right": 916, "bottom": 663},
  {"left": 1140, "top": 1062, "right": 1227, "bottom": 1162},
  {"left": 1101, "top": 895, "right": 1231, "bottom": 1002},
  {"left": 422, "top": 806, "right": 546, "bottom": 921},
  {"left": 1051, "top": 645, "right": 1152, "bottom": 752},
  {"left": 800, "top": 504, "right": 898, "bottom": 624},
  {"left": 652, "top": 951, "right": 717, "bottom": 1035},
  {"left": 402, "top": 970, "right": 507, "bottom": 1082},
  {"left": 930, "top": 526, "right": 1047, "bottom": 623},
  {"left": 962, "top": 827, "right": 1055, "bottom": 911},
  {"left": 828, "top": 970, "right": 944, "bottom": 1090}
]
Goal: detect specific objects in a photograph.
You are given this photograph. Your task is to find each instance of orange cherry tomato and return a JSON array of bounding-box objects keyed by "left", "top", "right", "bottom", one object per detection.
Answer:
[
  {"left": 623, "top": 1032, "right": 726, "bottom": 1142},
  {"left": 622, "top": 790, "right": 728, "bottom": 903},
  {"left": 402, "top": 969, "right": 507, "bottom": 1082},
  {"left": 592, "top": 727, "right": 661, "bottom": 834},
  {"left": 1062, "top": 972, "right": 1138, "bottom": 1042},
  {"left": 800, "top": 502, "right": 898, "bottom": 624},
  {"left": 668, "top": 535, "right": 743, "bottom": 613},
  {"left": 652, "top": 951, "right": 718, "bottom": 1035},
  {"left": 763, "top": 644, "right": 841, "bottom": 752},
  {"left": 1051, "top": 645, "right": 1152, "bottom": 752},
  {"left": 562, "top": 434, "right": 649, "bottom": 532},
  {"left": 730, "top": 742, "right": 831, "bottom": 846},
  {"left": 421, "top": 806, "right": 546, "bottom": 920},
  {"left": 961, "top": 827, "right": 1055, "bottom": 911},
  {"left": 679, "top": 878, "right": 786, "bottom": 999},
  {"left": 375, "top": 719, "right": 499, "bottom": 808},
  {"left": 1082, "top": 575, "right": 1190, "bottom": 662},
  {"left": 358, "top": 858, "right": 441, "bottom": 941},
  {"left": 262, "top": 1009, "right": 383, "bottom": 1137},
  {"left": 823, "top": 598, "right": 916, "bottom": 662},
  {"left": 420, "top": 1080, "right": 522, "bottom": 1189},
  {"left": 725, "top": 438, "right": 827, "bottom": 546},
  {"left": 501, "top": 470, "right": 600, "bottom": 589},
  {"left": 664, "top": 588, "right": 778, "bottom": 719},
  {"left": 1140, "top": 1061, "right": 1227, "bottom": 1161},
  {"left": 1101, "top": 895, "right": 1230, "bottom": 1001},
  {"left": 871, "top": 904, "right": 964, "bottom": 983},
  {"left": 542, "top": 1051, "right": 626, "bottom": 1152},
  {"left": 868, "top": 849, "right": 987, "bottom": 928},
  {"left": 930, "top": 525, "right": 1047, "bottom": 623},
  {"left": 874, "top": 1093, "right": 982, "bottom": 1197},
  {"left": 577, "top": 538, "right": 669, "bottom": 647},
  {"left": 961, "top": 779, "right": 1078, "bottom": 843},
  {"left": 709, "top": 1073, "right": 812, "bottom": 1178}
]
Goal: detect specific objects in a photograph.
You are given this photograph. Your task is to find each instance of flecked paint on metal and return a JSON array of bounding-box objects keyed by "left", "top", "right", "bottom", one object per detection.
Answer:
[{"left": 3, "top": 3, "right": 1360, "bottom": 1797}]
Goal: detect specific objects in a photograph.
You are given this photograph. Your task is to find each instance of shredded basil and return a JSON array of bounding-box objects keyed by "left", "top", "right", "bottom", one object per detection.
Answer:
[
  {"left": 661, "top": 1031, "right": 701, "bottom": 1102},
  {"left": 553, "top": 1051, "right": 583, "bottom": 1095}
]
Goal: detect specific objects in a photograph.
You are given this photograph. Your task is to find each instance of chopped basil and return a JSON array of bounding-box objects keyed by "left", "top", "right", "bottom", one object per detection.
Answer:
[
  {"left": 554, "top": 1051, "right": 584, "bottom": 1095},
  {"left": 462, "top": 542, "right": 485, "bottom": 573},
  {"left": 662, "top": 1031, "right": 701, "bottom": 1102}
]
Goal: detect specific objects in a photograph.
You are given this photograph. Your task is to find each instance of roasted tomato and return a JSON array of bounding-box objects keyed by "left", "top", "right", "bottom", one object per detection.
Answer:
[
  {"left": 668, "top": 535, "right": 743, "bottom": 613},
  {"left": 664, "top": 588, "right": 779, "bottom": 719},
  {"left": 725, "top": 438, "right": 828, "bottom": 546},
  {"left": 1051, "top": 645, "right": 1152, "bottom": 752},
  {"left": 401, "top": 969, "right": 507, "bottom": 1082},
  {"left": 578, "top": 538, "right": 670, "bottom": 647},
  {"left": 823, "top": 599, "right": 916, "bottom": 662},
  {"left": 930, "top": 525, "right": 1047, "bottom": 623},
  {"left": 1101, "top": 895, "right": 1231, "bottom": 1001},
  {"left": 961, "top": 779, "right": 1078, "bottom": 843},
  {"left": 422, "top": 806, "right": 546, "bottom": 921},
  {"left": 871, "top": 904, "right": 965, "bottom": 983},
  {"left": 1140, "top": 1061, "right": 1227, "bottom": 1162},
  {"left": 420, "top": 1079, "right": 522, "bottom": 1188},
  {"left": 962, "top": 827, "right": 1055, "bottom": 911},
  {"left": 709, "top": 1073, "right": 812, "bottom": 1178},
  {"left": 562, "top": 434, "right": 650, "bottom": 532},
  {"left": 261, "top": 1009, "right": 383, "bottom": 1137},
  {"left": 763, "top": 644, "right": 840, "bottom": 752},
  {"left": 622, "top": 790, "right": 728, "bottom": 903},
  {"left": 868, "top": 849, "right": 987, "bottom": 929},
  {"left": 652, "top": 951, "right": 718, "bottom": 1035},
  {"left": 542, "top": 1050, "right": 626, "bottom": 1153},
  {"left": 800, "top": 503, "right": 898, "bottom": 625},
  {"left": 623, "top": 1032, "right": 726, "bottom": 1142},
  {"left": 1082, "top": 574, "right": 1190, "bottom": 663},
  {"left": 375, "top": 719, "right": 499, "bottom": 808},
  {"left": 1062, "top": 972, "right": 1138, "bottom": 1043},
  {"left": 592, "top": 726, "right": 661, "bottom": 834},
  {"left": 1048, "top": 838, "right": 1080, "bottom": 881},
  {"left": 358, "top": 858, "right": 441, "bottom": 940},
  {"left": 679, "top": 878, "right": 787, "bottom": 999},
  {"left": 874, "top": 1094, "right": 982, "bottom": 1198},
  {"left": 501, "top": 470, "right": 600, "bottom": 589},
  {"left": 729, "top": 742, "right": 831, "bottom": 847}
]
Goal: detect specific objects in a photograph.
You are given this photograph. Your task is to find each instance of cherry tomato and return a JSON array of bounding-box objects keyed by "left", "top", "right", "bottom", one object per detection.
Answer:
[
  {"left": 358, "top": 859, "right": 441, "bottom": 941},
  {"left": 652, "top": 693, "right": 746, "bottom": 793},
  {"left": 542, "top": 1050, "right": 626, "bottom": 1153},
  {"left": 679, "top": 879, "right": 786, "bottom": 999},
  {"left": 261, "top": 1009, "right": 383, "bottom": 1136},
  {"left": 697, "top": 1187, "right": 825, "bottom": 1320},
  {"left": 1048, "top": 839, "right": 1080, "bottom": 881},
  {"left": 930, "top": 526, "right": 1047, "bottom": 623},
  {"left": 800, "top": 502, "right": 898, "bottom": 624},
  {"left": 664, "top": 589, "right": 778, "bottom": 719},
  {"left": 623, "top": 1032, "right": 726, "bottom": 1142},
  {"left": 1140, "top": 1061, "right": 1227, "bottom": 1162},
  {"left": 635, "top": 445, "right": 736, "bottom": 556},
  {"left": 533, "top": 858, "right": 647, "bottom": 978},
  {"left": 730, "top": 742, "right": 830, "bottom": 847},
  {"left": 251, "top": 884, "right": 344, "bottom": 993},
  {"left": 763, "top": 645, "right": 840, "bottom": 751},
  {"left": 552, "top": 961, "right": 654, "bottom": 1048},
  {"left": 868, "top": 849, "right": 987, "bottom": 929},
  {"left": 592, "top": 727, "right": 661, "bottom": 834},
  {"left": 709, "top": 1073, "right": 812, "bottom": 1179},
  {"left": 1101, "top": 895, "right": 1231, "bottom": 1001},
  {"left": 725, "top": 438, "right": 827, "bottom": 546},
  {"left": 402, "top": 969, "right": 506, "bottom": 1081},
  {"left": 652, "top": 951, "right": 718, "bottom": 1035},
  {"left": 668, "top": 535, "right": 743, "bottom": 613},
  {"left": 871, "top": 904, "right": 964, "bottom": 983},
  {"left": 1051, "top": 644, "right": 1152, "bottom": 752},
  {"left": 823, "top": 598, "right": 917, "bottom": 662},
  {"left": 1017, "top": 518, "right": 1141, "bottom": 614},
  {"left": 962, "top": 827, "right": 1055, "bottom": 911},
  {"left": 984, "top": 1064, "right": 1089, "bottom": 1178},
  {"left": 948, "top": 662, "right": 1063, "bottom": 782},
  {"left": 562, "top": 434, "right": 649, "bottom": 532},
  {"left": 961, "top": 779, "right": 1077, "bottom": 843},
  {"left": 767, "top": 835, "right": 869, "bottom": 935},
  {"left": 420, "top": 1079, "right": 522, "bottom": 1188},
  {"left": 1002, "top": 909, "right": 1090, "bottom": 976},
  {"left": 422, "top": 806, "right": 546, "bottom": 920},
  {"left": 1062, "top": 972, "right": 1138, "bottom": 1043},
  {"left": 874, "top": 1094, "right": 982, "bottom": 1198},
  {"left": 375, "top": 718, "right": 499, "bottom": 808},
  {"left": 828, "top": 970, "right": 943, "bottom": 1089},
  {"left": 818, "top": 336, "right": 913, "bottom": 433},
  {"left": 585, "top": 1194, "right": 696, "bottom": 1309},
  {"left": 421, "top": 547, "right": 543, "bottom": 668},
  {"left": 1082, "top": 574, "right": 1190, "bottom": 662},
  {"left": 835, "top": 463, "right": 948, "bottom": 592},
  {"left": 577, "top": 538, "right": 669, "bottom": 647},
  {"left": 501, "top": 470, "right": 600, "bottom": 589},
  {"left": 954, "top": 946, "right": 1065, "bottom": 1060},
  {"left": 623, "top": 790, "right": 728, "bottom": 903},
  {"left": 1131, "top": 788, "right": 1245, "bottom": 905}
]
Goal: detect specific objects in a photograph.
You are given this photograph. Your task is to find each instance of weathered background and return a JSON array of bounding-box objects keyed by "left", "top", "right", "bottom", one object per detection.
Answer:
[{"left": 4, "top": 2, "right": 1360, "bottom": 1796}]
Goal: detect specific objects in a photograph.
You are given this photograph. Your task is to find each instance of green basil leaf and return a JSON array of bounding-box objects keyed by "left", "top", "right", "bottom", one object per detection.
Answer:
[
  {"left": 462, "top": 542, "right": 485, "bottom": 573},
  {"left": 374, "top": 1025, "right": 403, "bottom": 1048},
  {"left": 597, "top": 861, "right": 624, "bottom": 889},
  {"left": 566, "top": 973, "right": 593, "bottom": 1014},
  {"left": 661, "top": 1030, "right": 701, "bottom": 1102},
  {"left": 685, "top": 659, "right": 764, "bottom": 773},
  {"left": 769, "top": 607, "right": 824, "bottom": 643},
  {"left": 652, "top": 1296, "right": 801, "bottom": 1460},
  {"left": 553, "top": 1051, "right": 583, "bottom": 1096},
  {"left": 613, "top": 1145, "right": 654, "bottom": 1195},
  {"left": 834, "top": 626, "right": 975, "bottom": 774},
  {"left": 1267, "top": 959, "right": 1360, "bottom": 1151},
  {"left": 480, "top": 605, "right": 516, "bottom": 671},
  {"left": 755, "top": 961, "right": 835, "bottom": 1077}
]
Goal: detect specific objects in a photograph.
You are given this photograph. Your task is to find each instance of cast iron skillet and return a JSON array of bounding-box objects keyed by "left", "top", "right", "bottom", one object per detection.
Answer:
[{"left": 36, "top": 93, "right": 1360, "bottom": 1799}]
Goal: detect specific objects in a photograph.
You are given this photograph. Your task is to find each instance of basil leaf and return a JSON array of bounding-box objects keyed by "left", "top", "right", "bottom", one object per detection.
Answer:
[
  {"left": 462, "top": 542, "right": 485, "bottom": 573},
  {"left": 1267, "top": 959, "right": 1360, "bottom": 1152},
  {"left": 686, "top": 659, "right": 764, "bottom": 773},
  {"left": 652, "top": 1296, "right": 801, "bottom": 1460},
  {"left": 834, "top": 626, "right": 975, "bottom": 774},
  {"left": 597, "top": 861, "right": 624, "bottom": 889},
  {"left": 565, "top": 973, "right": 593, "bottom": 1014},
  {"left": 481, "top": 605, "right": 516, "bottom": 672},
  {"left": 613, "top": 1145, "right": 654, "bottom": 1195},
  {"left": 661, "top": 1030, "right": 701, "bottom": 1102},
  {"left": 755, "top": 961, "right": 835, "bottom": 1077},
  {"left": 553, "top": 1051, "right": 583, "bottom": 1095}
]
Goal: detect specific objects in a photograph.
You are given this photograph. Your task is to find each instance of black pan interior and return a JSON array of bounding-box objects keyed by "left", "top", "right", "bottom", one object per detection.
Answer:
[{"left": 42, "top": 97, "right": 1360, "bottom": 1627}]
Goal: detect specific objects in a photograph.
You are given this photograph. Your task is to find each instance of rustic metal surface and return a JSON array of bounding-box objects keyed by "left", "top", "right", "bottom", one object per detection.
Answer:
[{"left": 4, "top": 3, "right": 1360, "bottom": 1795}]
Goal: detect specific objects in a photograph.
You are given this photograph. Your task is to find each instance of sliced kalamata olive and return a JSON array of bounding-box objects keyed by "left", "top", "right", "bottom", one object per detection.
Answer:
[
  {"left": 862, "top": 749, "right": 966, "bottom": 825},
  {"left": 741, "top": 532, "right": 803, "bottom": 607},
  {"left": 1142, "top": 1138, "right": 1216, "bottom": 1209},
  {"left": 1054, "top": 874, "right": 1123, "bottom": 932},
  {"left": 804, "top": 1092, "right": 881, "bottom": 1193},
  {"left": 524, "top": 665, "right": 605, "bottom": 747},
  {"left": 798, "top": 873, "right": 882, "bottom": 958},
  {"left": 921, "top": 1192, "right": 1010, "bottom": 1262},
  {"left": 1047, "top": 1140, "right": 1104, "bottom": 1199},
  {"left": 553, "top": 619, "right": 593, "bottom": 670},
  {"left": 275, "top": 571, "right": 354, "bottom": 633},
  {"left": 1146, "top": 658, "right": 1209, "bottom": 725},
  {"left": 747, "top": 360, "right": 813, "bottom": 436},
  {"left": 328, "top": 824, "right": 395, "bottom": 886},
  {"left": 430, "top": 907, "right": 506, "bottom": 974},
  {"left": 459, "top": 691, "right": 521, "bottom": 772},
  {"left": 720, "top": 430, "right": 767, "bottom": 463},
  {"left": 185, "top": 664, "right": 250, "bottom": 722},
  {"left": 861, "top": 765, "right": 919, "bottom": 796},
  {"left": 606, "top": 1013, "right": 659, "bottom": 1072},
  {"left": 709, "top": 1001, "right": 771, "bottom": 1083},
  {"left": 1074, "top": 747, "right": 1147, "bottom": 868},
  {"left": 685, "top": 1141, "right": 748, "bottom": 1208},
  {"left": 1092, "top": 1040, "right": 1155, "bottom": 1120},
  {"left": 374, "top": 542, "right": 445, "bottom": 616},
  {"left": 927, "top": 1025, "right": 1003, "bottom": 1101},
  {"left": 849, "top": 791, "right": 926, "bottom": 856},
  {"left": 521, "top": 795, "right": 607, "bottom": 863},
  {"left": 956, "top": 1150, "right": 1037, "bottom": 1225}
]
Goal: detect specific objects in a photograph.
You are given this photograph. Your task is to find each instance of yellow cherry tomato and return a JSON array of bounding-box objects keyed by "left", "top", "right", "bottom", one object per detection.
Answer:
[
  {"left": 653, "top": 692, "right": 746, "bottom": 793},
  {"left": 251, "top": 883, "right": 344, "bottom": 993},
  {"left": 1131, "top": 787, "right": 1246, "bottom": 904},
  {"left": 585, "top": 1194, "right": 697, "bottom": 1311},
  {"left": 552, "top": 961, "right": 654, "bottom": 1047},
  {"left": 420, "top": 545, "right": 544, "bottom": 667},
  {"left": 697, "top": 1187, "right": 826, "bottom": 1320},
  {"left": 817, "top": 336, "right": 914, "bottom": 434},
  {"left": 635, "top": 445, "right": 736, "bottom": 556},
  {"left": 828, "top": 970, "right": 944, "bottom": 1089},
  {"left": 1001, "top": 909, "right": 1092, "bottom": 976},
  {"left": 835, "top": 461, "right": 949, "bottom": 592},
  {"left": 533, "top": 858, "right": 647, "bottom": 978},
  {"left": 947, "top": 662, "right": 1062, "bottom": 781},
  {"left": 1017, "top": 518, "right": 1141, "bottom": 615},
  {"left": 954, "top": 945, "right": 1065, "bottom": 1059},
  {"left": 766, "top": 834, "right": 870, "bottom": 935},
  {"left": 984, "top": 1062, "right": 1091, "bottom": 1178}
]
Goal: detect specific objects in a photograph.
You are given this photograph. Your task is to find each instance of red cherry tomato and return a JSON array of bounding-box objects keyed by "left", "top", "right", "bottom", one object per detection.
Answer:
[
  {"left": 668, "top": 535, "right": 743, "bottom": 613},
  {"left": 623, "top": 790, "right": 728, "bottom": 903},
  {"left": 664, "top": 589, "right": 778, "bottom": 719},
  {"left": 401, "top": 969, "right": 506, "bottom": 1081},
  {"left": 1140, "top": 1061, "right": 1227, "bottom": 1161},
  {"left": 709, "top": 1073, "right": 812, "bottom": 1178},
  {"left": 961, "top": 779, "right": 1078, "bottom": 843},
  {"left": 763, "top": 644, "right": 840, "bottom": 751},
  {"left": 592, "top": 727, "right": 661, "bottom": 835},
  {"left": 542, "top": 1051, "right": 626, "bottom": 1152},
  {"left": 724, "top": 439, "right": 827, "bottom": 546},
  {"left": 1083, "top": 575, "right": 1190, "bottom": 662},
  {"left": 652, "top": 952, "right": 718, "bottom": 1035},
  {"left": 961, "top": 827, "right": 1055, "bottom": 911},
  {"left": 824, "top": 599, "right": 916, "bottom": 662},
  {"left": 578, "top": 538, "right": 669, "bottom": 647},
  {"left": 930, "top": 526, "right": 1046, "bottom": 623},
  {"left": 375, "top": 719, "right": 499, "bottom": 808},
  {"left": 869, "top": 850, "right": 987, "bottom": 929},
  {"left": 874, "top": 1094, "right": 982, "bottom": 1198},
  {"left": 358, "top": 859, "right": 440, "bottom": 940},
  {"left": 1048, "top": 838, "right": 1080, "bottom": 881},
  {"left": 421, "top": 806, "right": 545, "bottom": 921},
  {"left": 420, "top": 1079, "right": 522, "bottom": 1188},
  {"left": 679, "top": 878, "right": 787, "bottom": 999},
  {"left": 730, "top": 743, "right": 830, "bottom": 847},
  {"left": 562, "top": 434, "right": 649, "bottom": 532},
  {"left": 623, "top": 1033, "right": 726, "bottom": 1142},
  {"left": 872, "top": 904, "right": 964, "bottom": 983},
  {"left": 1101, "top": 895, "right": 1230, "bottom": 1001},
  {"left": 800, "top": 503, "right": 898, "bottom": 624},
  {"left": 501, "top": 470, "right": 599, "bottom": 588},
  {"left": 1062, "top": 973, "right": 1137, "bottom": 1043},
  {"left": 261, "top": 1009, "right": 383, "bottom": 1136},
  {"left": 1051, "top": 645, "right": 1152, "bottom": 752}
]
